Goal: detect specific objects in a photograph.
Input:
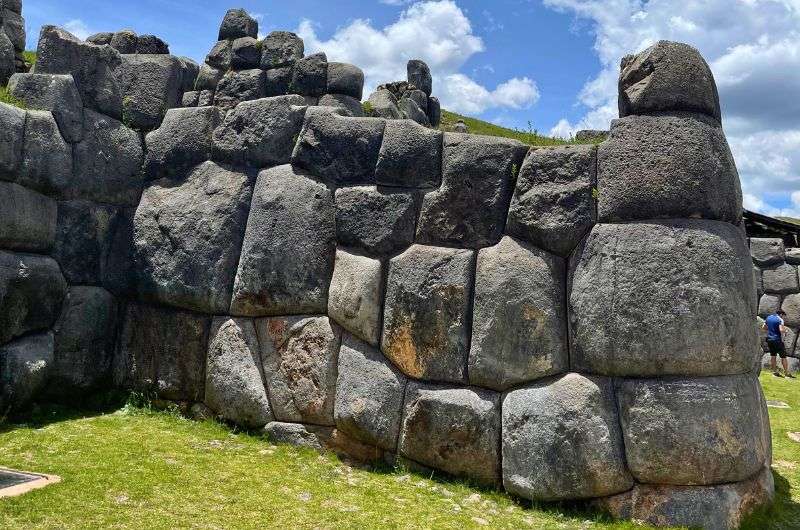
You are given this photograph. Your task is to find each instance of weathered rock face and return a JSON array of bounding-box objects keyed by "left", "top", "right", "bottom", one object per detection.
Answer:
[
  {"left": 0, "top": 182, "right": 57, "bottom": 252},
  {"left": 406, "top": 60, "right": 432, "bottom": 96},
  {"left": 256, "top": 316, "right": 341, "bottom": 425},
  {"left": 8, "top": 73, "right": 84, "bottom": 143},
  {"left": 326, "top": 62, "right": 364, "bottom": 100},
  {"left": 617, "top": 374, "right": 768, "bottom": 486},
  {"left": 114, "top": 302, "right": 210, "bottom": 401},
  {"left": 469, "top": 236, "right": 568, "bottom": 391},
  {"left": 0, "top": 332, "right": 53, "bottom": 409},
  {"left": 0, "top": 251, "right": 67, "bottom": 345},
  {"left": 399, "top": 383, "right": 501, "bottom": 485},
  {"left": 597, "top": 113, "right": 742, "bottom": 223},
  {"left": 52, "top": 200, "right": 119, "bottom": 285},
  {"left": 334, "top": 186, "right": 418, "bottom": 257},
  {"left": 506, "top": 145, "right": 597, "bottom": 257},
  {"left": 116, "top": 54, "right": 183, "bottom": 131},
  {"left": 416, "top": 133, "right": 528, "bottom": 249},
  {"left": 758, "top": 294, "right": 782, "bottom": 319},
  {"left": 205, "top": 318, "right": 272, "bottom": 428},
  {"left": 328, "top": 250, "right": 383, "bottom": 346},
  {"left": 750, "top": 238, "right": 785, "bottom": 266},
  {"left": 570, "top": 221, "right": 757, "bottom": 377},
  {"left": 0, "top": 102, "right": 24, "bottom": 179},
  {"left": 231, "top": 37, "right": 260, "bottom": 70},
  {"left": 367, "top": 89, "right": 402, "bottom": 119},
  {"left": 375, "top": 120, "right": 442, "bottom": 189},
  {"left": 318, "top": 94, "right": 364, "bottom": 117},
  {"left": 763, "top": 263, "right": 799, "bottom": 294},
  {"left": 218, "top": 8, "right": 258, "bottom": 40},
  {"left": 782, "top": 293, "right": 800, "bottom": 328},
  {"left": 291, "top": 52, "right": 328, "bottom": 97},
  {"left": 230, "top": 165, "right": 335, "bottom": 317},
  {"left": 214, "top": 69, "right": 266, "bottom": 109},
  {"left": 382, "top": 245, "right": 474, "bottom": 384},
  {"left": 261, "top": 31, "right": 304, "bottom": 69},
  {"left": 19, "top": 110, "right": 72, "bottom": 196},
  {"left": 134, "top": 161, "right": 253, "bottom": 314},
  {"left": 503, "top": 374, "right": 632, "bottom": 501},
  {"left": 619, "top": 40, "right": 721, "bottom": 122},
  {"left": 335, "top": 334, "right": 407, "bottom": 450}
]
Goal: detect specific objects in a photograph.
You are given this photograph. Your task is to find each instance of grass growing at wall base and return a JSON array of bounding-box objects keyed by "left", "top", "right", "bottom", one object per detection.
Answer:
[
  {"left": 0, "top": 373, "right": 796, "bottom": 529},
  {"left": 0, "top": 85, "right": 25, "bottom": 109}
]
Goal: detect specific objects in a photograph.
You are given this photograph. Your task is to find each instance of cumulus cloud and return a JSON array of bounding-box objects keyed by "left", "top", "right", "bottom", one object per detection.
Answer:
[
  {"left": 64, "top": 19, "right": 91, "bottom": 40},
  {"left": 296, "top": 1, "right": 540, "bottom": 114},
  {"left": 542, "top": 0, "right": 800, "bottom": 214}
]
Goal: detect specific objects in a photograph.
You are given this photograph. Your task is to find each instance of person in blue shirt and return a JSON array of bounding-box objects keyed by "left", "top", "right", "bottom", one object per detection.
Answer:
[{"left": 762, "top": 310, "right": 795, "bottom": 378}]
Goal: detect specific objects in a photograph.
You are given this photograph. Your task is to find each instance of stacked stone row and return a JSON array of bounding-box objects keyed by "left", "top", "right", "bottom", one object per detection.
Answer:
[
  {"left": 0, "top": 0, "right": 25, "bottom": 84},
  {"left": 184, "top": 9, "right": 366, "bottom": 118},
  {"left": 86, "top": 29, "right": 170, "bottom": 55},
  {"left": 365, "top": 60, "right": 442, "bottom": 128}
]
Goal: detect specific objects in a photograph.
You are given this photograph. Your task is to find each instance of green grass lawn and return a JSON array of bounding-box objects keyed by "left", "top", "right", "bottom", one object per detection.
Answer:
[
  {"left": 439, "top": 109, "right": 597, "bottom": 146},
  {"left": 0, "top": 373, "right": 796, "bottom": 529}
]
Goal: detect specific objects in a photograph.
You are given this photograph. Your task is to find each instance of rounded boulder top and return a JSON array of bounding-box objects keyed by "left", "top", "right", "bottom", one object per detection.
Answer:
[{"left": 218, "top": 8, "right": 259, "bottom": 41}]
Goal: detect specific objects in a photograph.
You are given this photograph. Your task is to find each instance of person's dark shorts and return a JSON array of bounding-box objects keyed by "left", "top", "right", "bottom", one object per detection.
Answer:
[{"left": 767, "top": 339, "right": 788, "bottom": 358}]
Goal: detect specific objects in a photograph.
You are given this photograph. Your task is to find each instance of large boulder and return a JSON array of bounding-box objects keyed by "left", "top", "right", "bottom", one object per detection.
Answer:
[
  {"left": 619, "top": 40, "right": 721, "bottom": 122},
  {"left": 570, "top": 221, "right": 757, "bottom": 377},
  {"left": 134, "top": 161, "right": 253, "bottom": 314},
  {"left": 503, "top": 374, "right": 633, "bottom": 501},
  {"left": 318, "top": 94, "right": 364, "bottom": 117},
  {"left": 18, "top": 110, "right": 73, "bottom": 196},
  {"left": 116, "top": 54, "right": 184, "bottom": 130},
  {"left": 177, "top": 57, "right": 199, "bottom": 92},
  {"left": 750, "top": 238, "right": 785, "bottom": 267},
  {"left": 195, "top": 64, "right": 223, "bottom": 91},
  {"left": 617, "top": 374, "right": 768, "bottom": 485},
  {"left": 261, "top": 31, "right": 304, "bottom": 69},
  {"left": 0, "top": 102, "right": 24, "bottom": 178},
  {"left": 0, "top": 31, "right": 13, "bottom": 85},
  {"left": 399, "top": 383, "right": 501, "bottom": 486},
  {"left": 291, "top": 52, "right": 327, "bottom": 97},
  {"left": 73, "top": 109, "right": 144, "bottom": 206},
  {"left": 0, "top": 332, "right": 53, "bottom": 409},
  {"left": 109, "top": 30, "right": 137, "bottom": 54},
  {"left": 292, "top": 107, "right": 386, "bottom": 186},
  {"left": 35, "top": 25, "right": 123, "bottom": 119},
  {"left": 597, "top": 113, "right": 742, "bottom": 223},
  {"left": 506, "top": 145, "right": 597, "bottom": 257},
  {"left": 114, "top": 302, "right": 210, "bottom": 401},
  {"left": 212, "top": 95, "right": 308, "bottom": 168},
  {"left": 328, "top": 250, "right": 383, "bottom": 346},
  {"left": 382, "top": 244, "right": 474, "bottom": 384},
  {"left": 230, "top": 165, "right": 335, "bottom": 316},
  {"left": 469, "top": 236, "right": 568, "bottom": 391},
  {"left": 205, "top": 317, "right": 273, "bottom": 428},
  {"left": 399, "top": 97, "right": 430, "bottom": 126},
  {"left": 375, "top": 119, "right": 442, "bottom": 189},
  {"left": 143, "top": 106, "right": 224, "bottom": 181},
  {"left": 0, "top": 182, "right": 57, "bottom": 252},
  {"left": 334, "top": 334, "right": 407, "bottom": 451},
  {"left": 758, "top": 293, "right": 781, "bottom": 319},
  {"left": 52, "top": 200, "right": 120, "bottom": 285},
  {"left": 762, "top": 263, "right": 799, "bottom": 294},
  {"left": 214, "top": 69, "right": 266, "bottom": 109},
  {"left": 264, "top": 66, "right": 293, "bottom": 97},
  {"left": 137, "top": 35, "right": 170, "bottom": 55},
  {"left": 416, "top": 133, "right": 528, "bottom": 249},
  {"left": 427, "top": 96, "right": 441, "bottom": 128},
  {"left": 326, "top": 62, "right": 364, "bottom": 100},
  {"left": 407, "top": 59, "right": 432, "bottom": 96},
  {"left": 7, "top": 73, "right": 84, "bottom": 142},
  {"left": 218, "top": 8, "right": 258, "bottom": 40},
  {"left": 51, "top": 287, "right": 117, "bottom": 393},
  {"left": 256, "top": 316, "right": 341, "bottom": 425},
  {"left": 334, "top": 186, "right": 418, "bottom": 257},
  {"left": 367, "top": 89, "right": 402, "bottom": 119},
  {"left": 0, "top": 251, "right": 67, "bottom": 345},
  {"left": 782, "top": 293, "right": 800, "bottom": 327},
  {"left": 230, "top": 37, "right": 260, "bottom": 70}
]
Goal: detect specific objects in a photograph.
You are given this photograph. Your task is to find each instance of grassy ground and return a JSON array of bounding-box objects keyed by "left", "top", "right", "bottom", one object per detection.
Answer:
[
  {"left": 0, "top": 374, "right": 795, "bottom": 529},
  {"left": 439, "top": 109, "right": 596, "bottom": 146}
]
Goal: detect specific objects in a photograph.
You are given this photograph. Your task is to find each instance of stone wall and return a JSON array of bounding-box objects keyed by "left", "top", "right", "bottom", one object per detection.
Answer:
[
  {"left": 0, "top": 8, "right": 772, "bottom": 529},
  {"left": 0, "top": 0, "right": 26, "bottom": 84}
]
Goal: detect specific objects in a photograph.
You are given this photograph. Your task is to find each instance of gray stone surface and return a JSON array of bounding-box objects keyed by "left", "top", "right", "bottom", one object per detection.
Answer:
[
  {"left": 264, "top": 66, "right": 293, "bottom": 97},
  {"left": 375, "top": 119, "right": 442, "bottom": 189},
  {"left": 231, "top": 37, "right": 260, "bottom": 70},
  {"left": 212, "top": 95, "right": 308, "bottom": 168},
  {"left": 318, "top": 94, "right": 364, "bottom": 117},
  {"left": 617, "top": 374, "right": 768, "bottom": 485},
  {"left": 207, "top": 41, "right": 232, "bottom": 71},
  {"left": 334, "top": 333, "right": 406, "bottom": 450},
  {"left": 116, "top": 54, "right": 183, "bottom": 130},
  {"left": 114, "top": 302, "right": 210, "bottom": 401},
  {"left": 109, "top": 30, "right": 137, "bottom": 54},
  {"left": 326, "top": 62, "right": 364, "bottom": 100},
  {"left": 136, "top": 34, "right": 169, "bottom": 54},
  {"left": 786, "top": 247, "right": 800, "bottom": 265},
  {"left": 334, "top": 186, "right": 417, "bottom": 257},
  {"left": 782, "top": 293, "right": 800, "bottom": 328},
  {"left": 264, "top": 421, "right": 330, "bottom": 451},
  {"left": 0, "top": 182, "right": 57, "bottom": 252},
  {"left": 19, "top": 110, "right": 73, "bottom": 196},
  {"left": 73, "top": 109, "right": 144, "bottom": 206},
  {"left": 290, "top": 52, "right": 327, "bottom": 97},
  {"left": 758, "top": 294, "right": 782, "bottom": 319},
  {"left": 763, "top": 263, "right": 799, "bottom": 295},
  {"left": 750, "top": 238, "right": 785, "bottom": 266},
  {"left": 503, "top": 374, "right": 633, "bottom": 501},
  {"left": 0, "top": 332, "right": 53, "bottom": 408},
  {"left": 181, "top": 90, "right": 199, "bottom": 107},
  {"left": 197, "top": 89, "right": 214, "bottom": 107},
  {"left": 261, "top": 31, "right": 304, "bottom": 69},
  {"left": 597, "top": 113, "right": 742, "bottom": 223},
  {"left": 382, "top": 244, "right": 474, "bottom": 384},
  {"left": 399, "top": 97, "right": 430, "bottom": 126},
  {"left": 1, "top": 9, "right": 23, "bottom": 52},
  {"left": 0, "top": 251, "right": 67, "bottom": 345},
  {"left": 427, "top": 96, "right": 441, "bottom": 128},
  {"left": 506, "top": 145, "right": 597, "bottom": 257},
  {"left": 256, "top": 316, "right": 341, "bottom": 426},
  {"left": 469, "top": 236, "right": 568, "bottom": 391},
  {"left": 367, "top": 89, "right": 402, "bottom": 119},
  {"left": 8, "top": 73, "right": 84, "bottom": 142},
  {"left": 205, "top": 317, "right": 273, "bottom": 428},
  {"left": 35, "top": 25, "right": 123, "bottom": 119},
  {"left": 0, "top": 102, "right": 24, "bottom": 178},
  {"left": 399, "top": 382, "right": 500, "bottom": 486},
  {"left": 143, "top": 106, "right": 224, "bottom": 181},
  {"left": 51, "top": 286, "right": 117, "bottom": 392},
  {"left": 292, "top": 107, "right": 385, "bottom": 186},
  {"left": 177, "top": 57, "right": 199, "bottom": 92},
  {"left": 619, "top": 40, "right": 721, "bottom": 122},
  {"left": 417, "top": 133, "right": 528, "bottom": 249},
  {"left": 86, "top": 32, "right": 113, "bottom": 46},
  {"left": 195, "top": 64, "right": 223, "bottom": 91},
  {"left": 134, "top": 161, "right": 253, "bottom": 314},
  {"left": 0, "top": 31, "right": 14, "bottom": 88},
  {"left": 214, "top": 69, "right": 266, "bottom": 109},
  {"left": 52, "top": 200, "right": 119, "bottom": 285},
  {"left": 219, "top": 8, "right": 258, "bottom": 40},
  {"left": 570, "top": 221, "right": 757, "bottom": 377},
  {"left": 407, "top": 59, "right": 432, "bottom": 96},
  {"left": 230, "top": 165, "right": 335, "bottom": 317},
  {"left": 328, "top": 250, "right": 383, "bottom": 346}
]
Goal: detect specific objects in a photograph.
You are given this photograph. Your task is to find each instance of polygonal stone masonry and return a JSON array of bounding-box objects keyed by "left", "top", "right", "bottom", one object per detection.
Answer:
[{"left": 328, "top": 250, "right": 383, "bottom": 346}]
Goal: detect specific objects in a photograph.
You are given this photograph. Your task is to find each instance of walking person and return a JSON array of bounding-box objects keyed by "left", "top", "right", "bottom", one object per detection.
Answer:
[{"left": 763, "top": 310, "right": 796, "bottom": 378}]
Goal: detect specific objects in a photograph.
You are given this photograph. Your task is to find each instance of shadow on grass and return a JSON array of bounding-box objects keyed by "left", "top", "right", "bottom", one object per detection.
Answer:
[
  {"left": 742, "top": 470, "right": 800, "bottom": 529},
  {"left": 0, "top": 390, "right": 130, "bottom": 434}
]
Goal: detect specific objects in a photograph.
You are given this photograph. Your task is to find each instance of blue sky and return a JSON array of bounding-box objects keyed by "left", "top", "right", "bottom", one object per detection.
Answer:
[{"left": 21, "top": 0, "right": 800, "bottom": 216}]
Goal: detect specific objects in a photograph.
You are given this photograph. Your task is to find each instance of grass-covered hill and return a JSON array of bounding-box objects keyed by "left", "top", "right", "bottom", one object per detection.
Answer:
[{"left": 439, "top": 109, "right": 595, "bottom": 146}]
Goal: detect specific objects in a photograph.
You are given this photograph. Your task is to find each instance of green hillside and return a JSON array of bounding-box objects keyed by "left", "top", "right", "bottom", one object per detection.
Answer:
[{"left": 439, "top": 109, "right": 597, "bottom": 146}]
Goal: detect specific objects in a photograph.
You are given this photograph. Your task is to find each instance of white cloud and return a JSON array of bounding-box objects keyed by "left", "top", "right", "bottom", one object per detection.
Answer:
[
  {"left": 543, "top": 0, "right": 800, "bottom": 215},
  {"left": 64, "top": 19, "right": 91, "bottom": 40},
  {"left": 296, "top": 1, "right": 540, "bottom": 114}
]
